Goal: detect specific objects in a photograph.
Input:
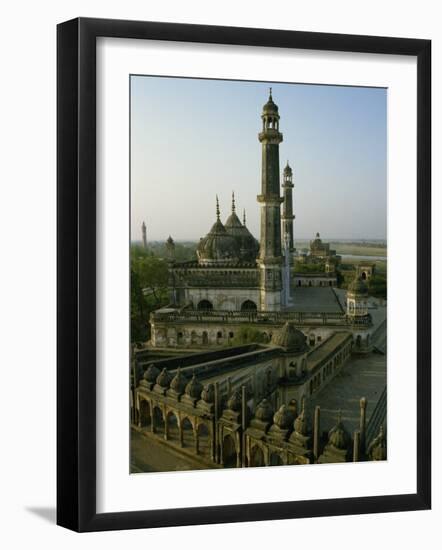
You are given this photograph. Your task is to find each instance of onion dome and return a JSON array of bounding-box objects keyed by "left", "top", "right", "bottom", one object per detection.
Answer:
[
  {"left": 197, "top": 196, "right": 240, "bottom": 265},
  {"left": 272, "top": 404, "right": 294, "bottom": 430},
  {"left": 224, "top": 193, "right": 259, "bottom": 262},
  {"left": 201, "top": 383, "right": 215, "bottom": 404},
  {"left": 348, "top": 275, "right": 368, "bottom": 295},
  {"left": 328, "top": 412, "right": 351, "bottom": 450},
  {"left": 185, "top": 373, "right": 203, "bottom": 400},
  {"left": 169, "top": 368, "right": 187, "bottom": 395},
  {"left": 254, "top": 398, "right": 274, "bottom": 423},
  {"left": 262, "top": 88, "right": 279, "bottom": 115},
  {"left": 226, "top": 390, "right": 242, "bottom": 412},
  {"left": 271, "top": 322, "right": 307, "bottom": 353},
  {"left": 143, "top": 363, "right": 160, "bottom": 383},
  {"left": 156, "top": 367, "right": 171, "bottom": 389},
  {"left": 369, "top": 425, "right": 387, "bottom": 461}
]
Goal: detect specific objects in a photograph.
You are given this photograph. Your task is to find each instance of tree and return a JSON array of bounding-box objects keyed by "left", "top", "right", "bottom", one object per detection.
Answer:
[
  {"left": 368, "top": 274, "right": 387, "bottom": 299},
  {"left": 232, "top": 326, "right": 269, "bottom": 345}
]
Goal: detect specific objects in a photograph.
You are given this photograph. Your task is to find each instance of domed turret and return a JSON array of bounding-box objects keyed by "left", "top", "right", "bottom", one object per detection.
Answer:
[
  {"left": 294, "top": 401, "right": 309, "bottom": 436},
  {"left": 169, "top": 367, "right": 187, "bottom": 395},
  {"left": 200, "top": 383, "right": 215, "bottom": 404},
  {"left": 143, "top": 363, "right": 160, "bottom": 384},
  {"left": 368, "top": 425, "right": 387, "bottom": 461},
  {"left": 197, "top": 196, "right": 240, "bottom": 265},
  {"left": 185, "top": 373, "right": 203, "bottom": 400},
  {"left": 254, "top": 398, "right": 274, "bottom": 423},
  {"left": 226, "top": 390, "right": 242, "bottom": 412},
  {"left": 262, "top": 88, "right": 279, "bottom": 116},
  {"left": 271, "top": 322, "right": 308, "bottom": 353},
  {"left": 272, "top": 404, "right": 294, "bottom": 430},
  {"left": 156, "top": 368, "right": 171, "bottom": 389},
  {"left": 327, "top": 412, "right": 351, "bottom": 450}
]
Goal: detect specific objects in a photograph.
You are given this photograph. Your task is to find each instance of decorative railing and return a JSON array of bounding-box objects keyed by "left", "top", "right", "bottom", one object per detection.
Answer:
[{"left": 151, "top": 309, "right": 372, "bottom": 327}]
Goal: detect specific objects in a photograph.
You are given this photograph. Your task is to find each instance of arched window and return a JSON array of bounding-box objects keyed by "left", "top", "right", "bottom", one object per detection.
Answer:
[
  {"left": 202, "top": 331, "right": 209, "bottom": 345},
  {"left": 269, "top": 453, "right": 283, "bottom": 466},
  {"left": 166, "top": 411, "right": 179, "bottom": 441},
  {"left": 181, "top": 417, "right": 194, "bottom": 448},
  {"left": 250, "top": 446, "right": 265, "bottom": 467},
  {"left": 197, "top": 299, "right": 213, "bottom": 311},
  {"left": 241, "top": 300, "right": 257, "bottom": 312},
  {"left": 222, "top": 434, "right": 237, "bottom": 468}
]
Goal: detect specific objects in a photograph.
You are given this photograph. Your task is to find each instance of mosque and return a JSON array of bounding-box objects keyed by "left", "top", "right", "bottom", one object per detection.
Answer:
[
  {"left": 149, "top": 91, "right": 378, "bottom": 352},
  {"left": 131, "top": 91, "right": 387, "bottom": 472}
]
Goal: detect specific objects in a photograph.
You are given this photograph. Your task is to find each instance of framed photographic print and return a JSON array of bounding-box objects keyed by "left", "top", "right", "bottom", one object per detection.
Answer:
[{"left": 57, "top": 17, "right": 431, "bottom": 532}]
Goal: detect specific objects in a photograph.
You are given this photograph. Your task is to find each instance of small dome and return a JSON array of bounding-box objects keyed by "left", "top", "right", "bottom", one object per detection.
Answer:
[
  {"left": 156, "top": 367, "right": 171, "bottom": 389},
  {"left": 262, "top": 90, "right": 279, "bottom": 115},
  {"left": 169, "top": 368, "right": 187, "bottom": 394},
  {"left": 143, "top": 363, "right": 160, "bottom": 383},
  {"left": 226, "top": 390, "right": 242, "bottom": 412},
  {"left": 294, "top": 408, "right": 309, "bottom": 436},
  {"left": 197, "top": 219, "right": 240, "bottom": 264},
  {"left": 254, "top": 398, "right": 274, "bottom": 423},
  {"left": 348, "top": 275, "right": 368, "bottom": 295},
  {"left": 201, "top": 383, "right": 214, "bottom": 403},
  {"left": 283, "top": 162, "right": 292, "bottom": 176},
  {"left": 185, "top": 373, "right": 203, "bottom": 399},
  {"left": 271, "top": 322, "right": 307, "bottom": 353},
  {"left": 369, "top": 425, "right": 387, "bottom": 460},
  {"left": 273, "top": 405, "right": 294, "bottom": 430},
  {"left": 328, "top": 413, "right": 351, "bottom": 449}
]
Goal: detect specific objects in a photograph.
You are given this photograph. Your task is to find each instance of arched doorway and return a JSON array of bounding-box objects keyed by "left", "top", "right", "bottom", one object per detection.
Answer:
[
  {"left": 177, "top": 331, "right": 184, "bottom": 345},
  {"left": 197, "top": 423, "right": 211, "bottom": 457},
  {"left": 197, "top": 299, "right": 213, "bottom": 311},
  {"left": 166, "top": 411, "right": 179, "bottom": 441},
  {"left": 202, "top": 331, "right": 209, "bottom": 345},
  {"left": 270, "top": 452, "right": 283, "bottom": 466},
  {"left": 181, "top": 417, "right": 195, "bottom": 448},
  {"left": 361, "top": 271, "right": 367, "bottom": 280},
  {"left": 216, "top": 331, "right": 223, "bottom": 345},
  {"left": 190, "top": 331, "right": 198, "bottom": 345},
  {"left": 250, "top": 445, "right": 265, "bottom": 467},
  {"left": 241, "top": 300, "right": 257, "bottom": 312},
  {"left": 222, "top": 434, "right": 237, "bottom": 468},
  {"left": 139, "top": 400, "right": 151, "bottom": 428},
  {"left": 152, "top": 406, "right": 164, "bottom": 435}
]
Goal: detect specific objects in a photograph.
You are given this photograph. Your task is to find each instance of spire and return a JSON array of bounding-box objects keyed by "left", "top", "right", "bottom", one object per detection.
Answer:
[
  {"left": 216, "top": 195, "right": 220, "bottom": 220},
  {"left": 243, "top": 209, "right": 246, "bottom": 226},
  {"left": 231, "top": 191, "right": 236, "bottom": 213},
  {"left": 269, "top": 86, "right": 272, "bottom": 100}
]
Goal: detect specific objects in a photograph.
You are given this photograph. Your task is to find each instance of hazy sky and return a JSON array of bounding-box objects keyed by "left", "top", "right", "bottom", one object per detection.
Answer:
[{"left": 130, "top": 76, "right": 387, "bottom": 242}]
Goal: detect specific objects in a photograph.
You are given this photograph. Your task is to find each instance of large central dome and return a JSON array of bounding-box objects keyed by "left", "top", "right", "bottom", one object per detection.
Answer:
[{"left": 224, "top": 193, "right": 259, "bottom": 262}]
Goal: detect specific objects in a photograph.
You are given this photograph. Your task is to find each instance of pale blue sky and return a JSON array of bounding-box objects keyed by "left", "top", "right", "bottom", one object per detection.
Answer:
[{"left": 130, "top": 76, "right": 387, "bottom": 242}]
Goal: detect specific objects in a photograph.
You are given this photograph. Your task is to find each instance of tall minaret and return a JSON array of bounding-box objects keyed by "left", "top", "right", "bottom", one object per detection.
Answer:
[
  {"left": 141, "top": 221, "right": 147, "bottom": 249},
  {"left": 282, "top": 161, "right": 295, "bottom": 253},
  {"left": 257, "top": 89, "right": 283, "bottom": 311}
]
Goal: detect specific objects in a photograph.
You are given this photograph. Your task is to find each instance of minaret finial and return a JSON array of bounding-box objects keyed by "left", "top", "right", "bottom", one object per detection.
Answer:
[
  {"left": 243, "top": 209, "right": 246, "bottom": 226},
  {"left": 231, "top": 191, "right": 236, "bottom": 213},
  {"left": 269, "top": 86, "right": 272, "bottom": 100},
  {"left": 216, "top": 195, "right": 220, "bottom": 220}
]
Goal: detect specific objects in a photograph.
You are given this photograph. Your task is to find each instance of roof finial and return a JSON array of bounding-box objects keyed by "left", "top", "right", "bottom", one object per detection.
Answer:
[
  {"left": 231, "top": 191, "right": 236, "bottom": 213},
  {"left": 243, "top": 209, "right": 246, "bottom": 226},
  {"left": 216, "top": 195, "right": 220, "bottom": 220},
  {"left": 269, "top": 86, "right": 272, "bottom": 100}
]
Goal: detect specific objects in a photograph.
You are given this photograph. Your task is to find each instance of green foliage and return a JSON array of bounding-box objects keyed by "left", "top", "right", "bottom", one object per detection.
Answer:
[
  {"left": 130, "top": 245, "right": 170, "bottom": 343},
  {"left": 294, "top": 261, "right": 324, "bottom": 273},
  {"left": 368, "top": 273, "right": 387, "bottom": 299},
  {"left": 232, "top": 326, "right": 269, "bottom": 345}
]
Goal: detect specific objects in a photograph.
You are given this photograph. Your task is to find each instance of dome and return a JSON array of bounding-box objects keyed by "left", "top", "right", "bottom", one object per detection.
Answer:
[
  {"left": 369, "top": 425, "right": 387, "bottom": 460},
  {"left": 271, "top": 322, "right": 307, "bottom": 353},
  {"left": 283, "top": 162, "right": 292, "bottom": 176},
  {"left": 226, "top": 390, "right": 242, "bottom": 412},
  {"left": 196, "top": 201, "right": 240, "bottom": 264},
  {"left": 272, "top": 404, "right": 294, "bottom": 430},
  {"left": 294, "top": 407, "right": 309, "bottom": 436},
  {"left": 185, "top": 373, "right": 203, "bottom": 399},
  {"left": 201, "top": 383, "right": 214, "bottom": 403},
  {"left": 169, "top": 368, "right": 187, "bottom": 394},
  {"left": 156, "top": 367, "right": 171, "bottom": 389},
  {"left": 143, "top": 363, "right": 160, "bottom": 383},
  {"left": 254, "top": 398, "right": 274, "bottom": 423},
  {"left": 328, "top": 413, "right": 351, "bottom": 449},
  {"left": 262, "top": 90, "right": 279, "bottom": 115},
  {"left": 348, "top": 275, "right": 368, "bottom": 295}
]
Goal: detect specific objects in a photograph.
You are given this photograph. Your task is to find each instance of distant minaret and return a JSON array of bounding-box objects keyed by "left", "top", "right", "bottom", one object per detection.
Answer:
[
  {"left": 282, "top": 161, "right": 295, "bottom": 253},
  {"left": 257, "top": 89, "right": 283, "bottom": 311},
  {"left": 141, "top": 221, "right": 147, "bottom": 249}
]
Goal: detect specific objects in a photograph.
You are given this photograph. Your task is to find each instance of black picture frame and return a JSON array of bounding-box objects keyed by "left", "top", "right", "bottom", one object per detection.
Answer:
[{"left": 57, "top": 17, "right": 431, "bottom": 532}]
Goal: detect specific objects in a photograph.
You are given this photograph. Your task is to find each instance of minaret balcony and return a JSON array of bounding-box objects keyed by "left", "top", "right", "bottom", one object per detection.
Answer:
[
  {"left": 258, "top": 130, "right": 283, "bottom": 144},
  {"left": 257, "top": 194, "right": 284, "bottom": 204}
]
